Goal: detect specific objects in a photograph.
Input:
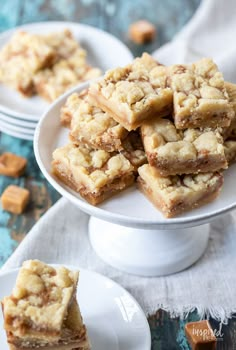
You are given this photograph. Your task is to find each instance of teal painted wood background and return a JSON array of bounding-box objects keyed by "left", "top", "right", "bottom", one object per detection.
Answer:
[{"left": 1, "top": 0, "right": 235, "bottom": 349}]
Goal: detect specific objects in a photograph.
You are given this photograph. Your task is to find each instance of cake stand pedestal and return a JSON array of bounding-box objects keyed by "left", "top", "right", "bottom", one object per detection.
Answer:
[{"left": 89, "top": 217, "right": 209, "bottom": 276}]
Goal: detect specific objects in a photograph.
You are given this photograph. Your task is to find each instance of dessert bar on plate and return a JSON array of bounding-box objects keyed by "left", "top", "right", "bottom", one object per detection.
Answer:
[
  {"left": 0, "top": 31, "right": 55, "bottom": 96},
  {"left": 168, "top": 58, "right": 234, "bottom": 129},
  {"left": 88, "top": 53, "right": 173, "bottom": 131},
  {"left": 33, "top": 51, "right": 101, "bottom": 102},
  {"left": 60, "top": 90, "right": 88, "bottom": 127},
  {"left": 141, "top": 117, "right": 227, "bottom": 176},
  {"left": 1, "top": 260, "right": 90, "bottom": 350},
  {"left": 52, "top": 143, "right": 135, "bottom": 205},
  {"left": 70, "top": 93, "right": 128, "bottom": 151},
  {"left": 137, "top": 164, "right": 224, "bottom": 218}
]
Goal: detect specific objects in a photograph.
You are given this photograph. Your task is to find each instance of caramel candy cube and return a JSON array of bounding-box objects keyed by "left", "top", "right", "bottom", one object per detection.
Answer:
[
  {"left": 185, "top": 320, "right": 217, "bottom": 350},
  {"left": 129, "top": 20, "right": 156, "bottom": 44},
  {"left": 0, "top": 152, "right": 27, "bottom": 177},
  {"left": 1, "top": 185, "right": 30, "bottom": 214}
]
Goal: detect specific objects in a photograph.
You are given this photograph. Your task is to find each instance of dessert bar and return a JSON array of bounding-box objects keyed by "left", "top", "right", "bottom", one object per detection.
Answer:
[
  {"left": 1, "top": 260, "right": 90, "bottom": 350},
  {"left": 70, "top": 95, "right": 128, "bottom": 151},
  {"left": 88, "top": 53, "right": 173, "bottom": 130},
  {"left": 34, "top": 50, "right": 101, "bottom": 102},
  {"left": 169, "top": 58, "right": 234, "bottom": 129},
  {"left": 137, "top": 164, "right": 223, "bottom": 217},
  {"left": 0, "top": 31, "right": 55, "bottom": 96},
  {"left": 52, "top": 143, "right": 135, "bottom": 205},
  {"left": 141, "top": 117, "right": 227, "bottom": 175},
  {"left": 60, "top": 90, "right": 88, "bottom": 127}
]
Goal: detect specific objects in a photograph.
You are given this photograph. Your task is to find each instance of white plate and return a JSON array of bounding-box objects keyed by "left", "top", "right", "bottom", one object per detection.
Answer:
[
  {"left": 34, "top": 82, "right": 236, "bottom": 229},
  {"left": 0, "top": 112, "right": 37, "bottom": 128},
  {"left": 0, "top": 266, "right": 151, "bottom": 350},
  {"left": 0, "top": 21, "right": 133, "bottom": 121},
  {"left": 0, "top": 122, "right": 34, "bottom": 141},
  {"left": 0, "top": 119, "right": 35, "bottom": 134}
]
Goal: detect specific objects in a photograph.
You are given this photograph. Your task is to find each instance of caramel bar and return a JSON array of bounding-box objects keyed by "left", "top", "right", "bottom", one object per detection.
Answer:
[
  {"left": 169, "top": 58, "right": 234, "bottom": 129},
  {"left": 1, "top": 260, "right": 90, "bottom": 350},
  {"left": 0, "top": 31, "right": 55, "bottom": 96},
  {"left": 0, "top": 152, "right": 27, "bottom": 177},
  {"left": 141, "top": 117, "right": 227, "bottom": 176},
  {"left": 129, "top": 20, "right": 156, "bottom": 44},
  {"left": 185, "top": 320, "right": 216, "bottom": 350},
  {"left": 60, "top": 90, "right": 88, "bottom": 127},
  {"left": 70, "top": 95, "right": 128, "bottom": 152},
  {"left": 52, "top": 143, "right": 135, "bottom": 205},
  {"left": 88, "top": 53, "right": 173, "bottom": 131},
  {"left": 1, "top": 185, "right": 30, "bottom": 214},
  {"left": 33, "top": 49, "right": 101, "bottom": 102},
  {"left": 137, "top": 164, "right": 223, "bottom": 217}
]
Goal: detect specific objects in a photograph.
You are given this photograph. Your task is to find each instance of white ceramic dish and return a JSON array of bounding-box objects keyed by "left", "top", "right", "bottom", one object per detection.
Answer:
[
  {"left": 0, "top": 112, "right": 37, "bottom": 128},
  {"left": 0, "top": 121, "right": 34, "bottom": 140},
  {"left": 34, "top": 82, "right": 236, "bottom": 277},
  {"left": 0, "top": 21, "right": 133, "bottom": 120},
  {"left": 0, "top": 266, "right": 151, "bottom": 350},
  {"left": 0, "top": 119, "right": 34, "bottom": 134}
]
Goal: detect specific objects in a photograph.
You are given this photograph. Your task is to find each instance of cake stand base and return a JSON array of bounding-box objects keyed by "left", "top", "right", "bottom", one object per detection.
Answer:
[{"left": 89, "top": 217, "right": 210, "bottom": 276}]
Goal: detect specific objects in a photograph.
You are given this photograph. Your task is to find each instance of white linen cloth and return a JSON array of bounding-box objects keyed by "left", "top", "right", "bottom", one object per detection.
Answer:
[{"left": 2, "top": 0, "right": 236, "bottom": 323}]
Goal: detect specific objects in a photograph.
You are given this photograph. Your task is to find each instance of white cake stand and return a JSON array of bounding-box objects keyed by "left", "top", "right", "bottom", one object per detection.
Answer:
[{"left": 34, "top": 82, "right": 236, "bottom": 277}]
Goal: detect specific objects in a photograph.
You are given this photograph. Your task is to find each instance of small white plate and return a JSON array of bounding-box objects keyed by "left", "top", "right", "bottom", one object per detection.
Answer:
[
  {"left": 0, "top": 112, "right": 37, "bottom": 128},
  {"left": 0, "top": 119, "right": 35, "bottom": 134},
  {"left": 0, "top": 266, "right": 151, "bottom": 350},
  {"left": 0, "top": 21, "right": 133, "bottom": 120},
  {"left": 0, "top": 122, "right": 34, "bottom": 141}
]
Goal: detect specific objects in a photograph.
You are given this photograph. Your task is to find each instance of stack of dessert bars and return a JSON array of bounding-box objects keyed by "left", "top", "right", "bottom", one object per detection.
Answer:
[
  {"left": 2, "top": 260, "right": 90, "bottom": 350},
  {"left": 52, "top": 53, "right": 236, "bottom": 217}
]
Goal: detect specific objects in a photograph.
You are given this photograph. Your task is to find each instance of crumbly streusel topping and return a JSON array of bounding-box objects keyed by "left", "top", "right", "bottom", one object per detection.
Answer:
[
  {"left": 168, "top": 58, "right": 234, "bottom": 124},
  {"left": 141, "top": 117, "right": 225, "bottom": 160},
  {"left": 3, "top": 260, "right": 78, "bottom": 332},
  {"left": 70, "top": 98, "right": 128, "bottom": 151},
  {"left": 90, "top": 53, "right": 172, "bottom": 114},
  {"left": 53, "top": 143, "right": 134, "bottom": 191}
]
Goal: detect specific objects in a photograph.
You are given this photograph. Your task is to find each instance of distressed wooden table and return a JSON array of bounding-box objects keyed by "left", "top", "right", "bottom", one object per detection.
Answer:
[{"left": 0, "top": 0, "right": 235, "bottom": 349}]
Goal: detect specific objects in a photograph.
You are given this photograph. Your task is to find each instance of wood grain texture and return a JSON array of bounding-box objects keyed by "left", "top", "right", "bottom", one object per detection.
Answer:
[{"left": 1, "top": 1, "right": 235, "bottom": 349}]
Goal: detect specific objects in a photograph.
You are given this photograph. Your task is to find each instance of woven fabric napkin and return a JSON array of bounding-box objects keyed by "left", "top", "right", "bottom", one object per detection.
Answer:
[{"left": 2, "top": 0, "right": 236, "bottom": 323}]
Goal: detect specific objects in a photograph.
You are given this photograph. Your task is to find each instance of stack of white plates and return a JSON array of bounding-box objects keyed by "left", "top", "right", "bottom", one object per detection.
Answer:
[{"left": 0, "top": 21, "right": 134, "bottom": 141}]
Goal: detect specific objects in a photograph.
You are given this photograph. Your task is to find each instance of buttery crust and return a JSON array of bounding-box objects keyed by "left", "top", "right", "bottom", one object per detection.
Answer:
[
  {"left": 88, "top": 53, "right": 173, "bottom": 131},
  {"left": 168, "top": 58, "right": 234, "bottom": 129},
  {"left": 137, "top": 164, "right": 223, "bottom": 217},
  {"left": 141, "top": 117, "right": 227, "bottom": 175},
  {"left": 52, "top": 143, "right": 135, "bottom": 205}
]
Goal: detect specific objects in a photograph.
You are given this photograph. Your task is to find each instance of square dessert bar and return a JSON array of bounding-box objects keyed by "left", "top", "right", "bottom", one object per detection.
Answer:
[
  {"left": 60, "top": 90, "right": 88, "bottom": 127},
  {"left": 169, "top": 58, "right": 234, "bottom": 129},
  {"left": 33, "top": 50, "right": 101, "bottom": 102},
  {"left": 52, "top": 143, "right": 135, "bottom": 205},
  {"left": 88, "top": 53, "right": 173, "bottom": 131},
  {"left": 0, "top": 31, "right": 56, "bottom": 96},
  {"left": 141, "top": 117, "right": 227, "bottom": 176},
  {"left": 1, "top": 260, "right": 90, "bottom": 350},
  {"left": 137, "top": 164, "right": 223, "bottom": 217},
  {"left": 70, "top": 94, "right": 128, "bottom": 152}
]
